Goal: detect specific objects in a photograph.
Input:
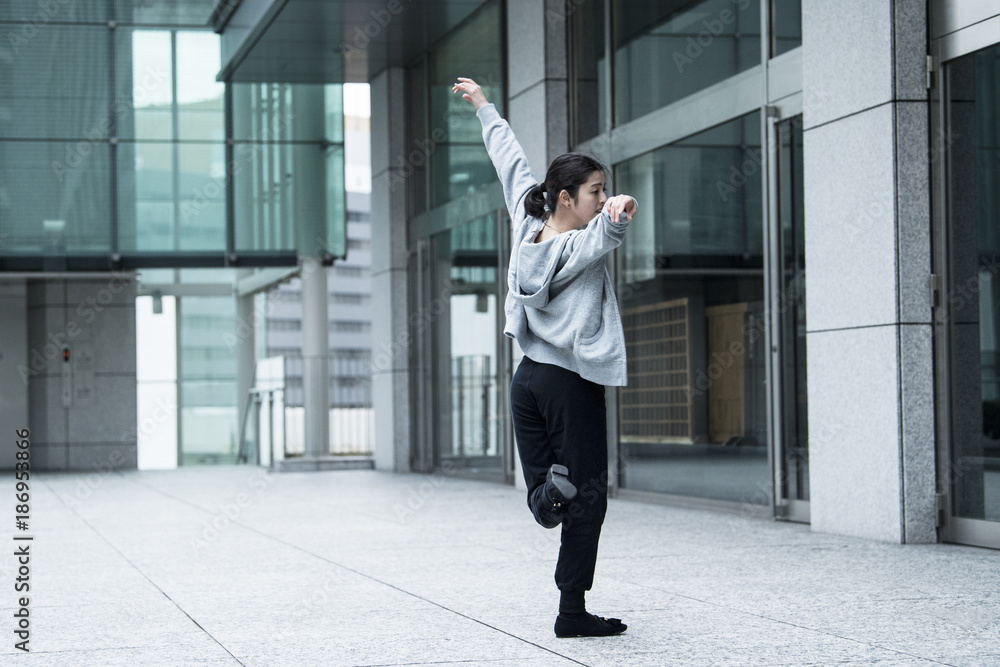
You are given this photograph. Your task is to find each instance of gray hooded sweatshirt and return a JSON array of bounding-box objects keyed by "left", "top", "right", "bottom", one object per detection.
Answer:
[{"left": 477, "top": 103, "right": 630, "bottom": 387}]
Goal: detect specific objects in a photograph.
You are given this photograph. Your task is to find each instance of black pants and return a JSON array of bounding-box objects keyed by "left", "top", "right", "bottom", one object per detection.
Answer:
[{"left": 510, "top": 356, "right": 609, "bottom": 595}]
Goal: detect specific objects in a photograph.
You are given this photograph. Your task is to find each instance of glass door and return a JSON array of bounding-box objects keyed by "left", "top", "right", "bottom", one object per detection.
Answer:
[
  {"left": 936, "top": 42, "right": 1000, "bottom": 548},
  {"left": 423, "top": 213, "right": 506, "bottom": 481},
  {"left": 769, "top": 113, "right": 809, "bottom": 522}
]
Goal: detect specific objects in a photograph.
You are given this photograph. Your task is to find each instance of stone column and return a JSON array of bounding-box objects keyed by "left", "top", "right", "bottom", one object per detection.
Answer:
[
  {"left": 370, "top": 68, "right": 411, "bottom": 472},
  {"left": 235, "top": 268, "right": 256, "bottom": 461},
  {"left": 301, "top": 258, "right": 330, "bottom": 458},
  {"left": 802, "top": 0, "right": 935, "bottom": 542}
]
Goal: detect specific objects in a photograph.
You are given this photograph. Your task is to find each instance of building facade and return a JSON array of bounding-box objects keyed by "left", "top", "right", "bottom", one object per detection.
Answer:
[
  {"left": 1, "top": 1, "right": 997, "bottom": 551},
  {"left": 348, "top": 0, "right": 997, "bottom": 549}
]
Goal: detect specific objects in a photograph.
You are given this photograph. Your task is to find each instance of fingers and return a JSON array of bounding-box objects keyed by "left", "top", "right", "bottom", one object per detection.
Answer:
[{"left": 606, "top": 195, "right": 634, "bottom": 222}]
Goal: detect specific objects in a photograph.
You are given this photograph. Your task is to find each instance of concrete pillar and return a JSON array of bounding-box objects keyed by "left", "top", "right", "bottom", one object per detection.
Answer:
[
  {"left": 301, "top": 258, "right": 329, "bottom": 457},
  {"left": 235, "top": 269, "right": 256, "bottom": 461},
  {"left": 505, "top": 0, "right": 570, "bottom": 178},
  {"left": 370, "top": 67, "right": 411, "bottom": 472},
  {"left": 504, "top": 0, "right": 572, "bottom": 491},
  {"left": 802, "top": 0, "right": 934, "bottom": 543}
]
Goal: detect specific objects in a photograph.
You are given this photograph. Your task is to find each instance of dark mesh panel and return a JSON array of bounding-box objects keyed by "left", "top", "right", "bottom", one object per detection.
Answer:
[
  {"left": 0, "top": 141, "right": 111, "bottom": 253},
  {"left": 0, "top": 25, "right": 110, "bottom": 140}
]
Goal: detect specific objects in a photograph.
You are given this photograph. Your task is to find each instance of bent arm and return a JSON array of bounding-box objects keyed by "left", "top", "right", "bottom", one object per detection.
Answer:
[
  {"left": 551, "top": 210, "right": 631, "bottom": 285},
  {"left": 477, "top": 104, "right": 538, "bottom": 224}
]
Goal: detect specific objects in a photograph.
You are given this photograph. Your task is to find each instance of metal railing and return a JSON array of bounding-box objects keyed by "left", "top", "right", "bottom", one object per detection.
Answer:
[{"left": 238, "top": 354, "right": 374, "bottom": 465}]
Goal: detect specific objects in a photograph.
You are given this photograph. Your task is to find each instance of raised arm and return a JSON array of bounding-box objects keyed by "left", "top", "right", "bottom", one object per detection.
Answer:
[{"left": 453, "top": 77, "right": 536, "bottom": 223}]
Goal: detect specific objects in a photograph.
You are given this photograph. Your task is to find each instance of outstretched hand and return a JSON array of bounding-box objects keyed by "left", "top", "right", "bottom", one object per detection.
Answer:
[
  {"left": 604, "top": 195, "right": 637, "bottom": 223},
  {"left": 452, "top": 77, "right": 489, "bottom": 110}
]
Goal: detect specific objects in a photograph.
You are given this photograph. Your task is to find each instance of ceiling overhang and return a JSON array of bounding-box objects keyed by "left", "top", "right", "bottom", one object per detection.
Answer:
[{"left": 214, "top": 0, "right": 490, "bottom": 84}]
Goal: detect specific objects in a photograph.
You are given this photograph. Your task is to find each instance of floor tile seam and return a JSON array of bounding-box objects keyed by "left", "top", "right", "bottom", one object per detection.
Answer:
[
  {"left": 40, "top": 477, "right": 249, "bottom": 667},
  {"left": 114, "top": 475, "right": 594, "bottom": 666},
  {"left": 597, "top": 575, "right": 959, "bottom": 666}
]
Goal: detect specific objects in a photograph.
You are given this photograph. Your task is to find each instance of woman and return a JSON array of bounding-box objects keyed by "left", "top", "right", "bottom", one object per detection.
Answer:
[{"left": 453, "top": 77, "right": 636, "bottom": 638}]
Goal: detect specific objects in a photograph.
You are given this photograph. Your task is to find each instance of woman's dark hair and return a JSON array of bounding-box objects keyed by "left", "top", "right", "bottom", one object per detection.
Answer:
[{"left": 525, "top": 152, "right": 609, "bottom": 220}]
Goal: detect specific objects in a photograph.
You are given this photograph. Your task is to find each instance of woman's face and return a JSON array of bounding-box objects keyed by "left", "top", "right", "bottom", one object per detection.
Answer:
[{"left": 564, "top": 171, "right": 607, "bottom": 227}]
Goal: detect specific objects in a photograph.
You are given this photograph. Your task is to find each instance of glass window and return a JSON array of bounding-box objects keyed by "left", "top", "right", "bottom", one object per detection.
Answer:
[
  {"left": 0, "top": 141, "right": 112, "bottom": 254},
  {"left": 421, "top": 0, "right": 504, "bottom": 211},
  {"left": 232, "top": 83, "right": 346, "bottom": 258},
  {"left": 117, "top": 30, "right": 174, "bottom": 141},
  {"left": 179, "top": 295, "right": 238, "bottom": 465},
  {"left": 777, "top": 115, "right": 807, "bottom": 503},
  {"left": 569, "top": 0, "right": 608, "bottom": 144},
  {"left": 770, "top": 0, "right": 802, "bottom": 57},
  {"left": 946, "top": 43, "right": 1000, "bottom": 523},
  {"left": 176, "top": 32, "right": 225, "bottom": 142},
  {"left": 0, "top": 25, "right": 111, "bottom": 140},
  {"left": 113, "top": 1, "right": 215, "bottom": 27},
  {"left": 426, "top": 213, "right": 503, "bottom": 479},
  {"left": 613, "top": 0, "right": 761, "bottom": 124},
  {"left": 0, "top": 2, "right": 107, "bottom": 22},
  {"left": 616, "top": 111, "right": 768, "bottom": 504},
  {"left": 406, "top": 61, "right": 429, "bottom": 216},
  {"left": 117, "top": 30, "right": 227, "bottom": 253}
]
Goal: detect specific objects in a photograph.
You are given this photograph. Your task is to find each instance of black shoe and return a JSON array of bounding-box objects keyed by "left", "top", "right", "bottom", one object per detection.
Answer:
[
  {"left": 545, "top": 464, "right": 577, "bottom": 506},
  {"left": 554, "top": 612, "right": 628, "bottom": 638}
]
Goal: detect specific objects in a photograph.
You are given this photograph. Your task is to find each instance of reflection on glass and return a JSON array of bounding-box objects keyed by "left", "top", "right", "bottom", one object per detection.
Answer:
[
  {"left": 0, "top": 24, "right": 113, "bottom": 253},
  {"left": 947, "top": 44, "right": 1000, "bottom": 522},
  {"left": 406, "top": 62, "right": 429, "bottom": 216},
  {"left": 431, "top": 214, "right": 503, "bottom": 479},
  {"left": 777, "top": 115, "right": 807, "bottom": 502},
  {"left": 231, "top": 83, "right": 346, "bottom": 257},
  {"left": 424, "top": 0, "right": 503, "bottom": 209},
  {"left": 617, "top": 112, "right": 768, "bottom": 504},
  {"left": 0, "top": 141, "right": 112, "bottom": 253},
  {"left": 770, "top": 0, "right": 802, "bottom": 57},
  {"left": 176, "top": 32, "right": 225, "bottom": 142},
  {"left": 613, "top": 0, "right": 761, "bottom": 124},
  {"left": 179, "top": 295, "right": 238, "bottom": 465},
  {"left": 121, "top": 30, "right": 174, "bottom": 141},
  {"left": 0, "top": 25, "right": 110, "bottom": 140},
  {"left": 117, "top": 30, "right": 226, "bottom": 253},
  {"left": 113, "top": 1, "right": 215, "bottom": 26}
]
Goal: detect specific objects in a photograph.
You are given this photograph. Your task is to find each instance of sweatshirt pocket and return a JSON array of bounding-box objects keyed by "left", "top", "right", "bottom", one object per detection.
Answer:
[{"left": 576, "top": 318, "right": 615, "bottom": 363}]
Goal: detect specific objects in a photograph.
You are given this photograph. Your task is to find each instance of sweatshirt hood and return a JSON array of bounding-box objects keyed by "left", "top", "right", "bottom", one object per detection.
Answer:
[{"left": 508, "top": 228, "right": 574, "bottom": 309}]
